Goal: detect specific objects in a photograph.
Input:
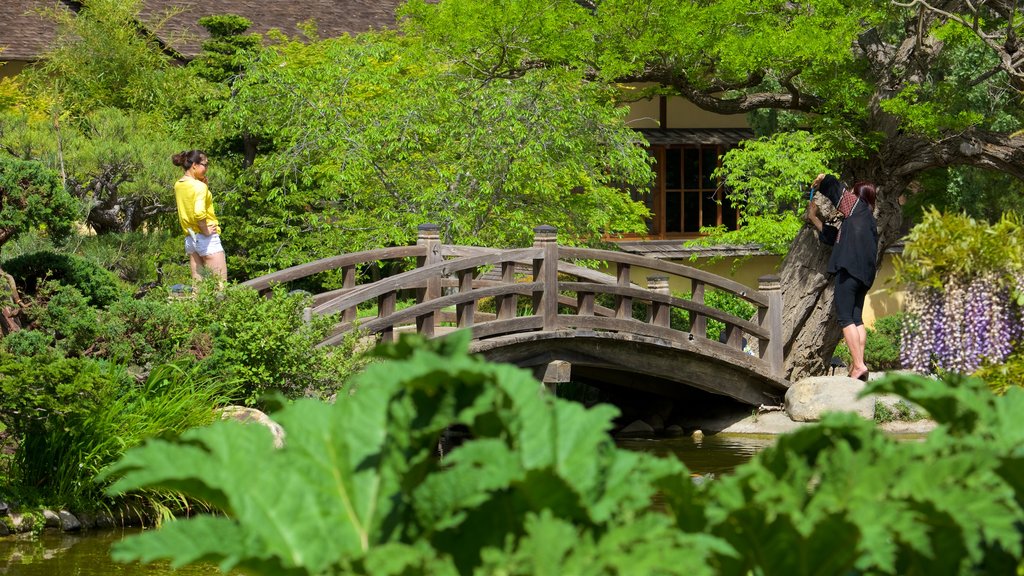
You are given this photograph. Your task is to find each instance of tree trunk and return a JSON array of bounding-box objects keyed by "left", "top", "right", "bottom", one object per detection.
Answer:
[{"left": 780, "top": 159, "right": 910, "bottom": 379}]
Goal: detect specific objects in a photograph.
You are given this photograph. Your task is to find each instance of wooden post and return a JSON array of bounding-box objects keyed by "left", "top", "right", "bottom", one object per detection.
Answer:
[
  {"left": 379, "top": 291, "right": 396, "bottom": 343},
  {"left": 532, "top": 225, "right": 559, "bottom": 331},
  {"left": 647, "top": 275, "right": 670, "bottom": 327},
  {"left": 757, "top": 274, "right": 783, "bottom": 377},
  {"left": 456, "top": 269, "right": 475, "bottom": 328},
  {"left": 496, "top": 261, "right": 516, "bottom": 320},
  {"left": 691, "top": 280, "right": 707, "bottom": 338},
  {"left": 341, "top": 265, "right": 357, "bottom": 324},
  {"left": 615, "top": 263, "right": 632, "bottom": 319},
  {"left": 416, "top": 223, "right": 441, "bottom": 336}
]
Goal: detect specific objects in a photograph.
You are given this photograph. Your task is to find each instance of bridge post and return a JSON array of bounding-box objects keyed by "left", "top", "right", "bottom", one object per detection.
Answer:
[
  {"left": 647, "top": 276, "right": 671, "bottom": 327},
  {"left": 532, "top": 225, "right": 559, "bottom": 331},
  {"left": 757, "top": 274, "right": 784, "bottom": 377},
  {"left": 416, "top": 223, "right": 442, "bottom": 336}
]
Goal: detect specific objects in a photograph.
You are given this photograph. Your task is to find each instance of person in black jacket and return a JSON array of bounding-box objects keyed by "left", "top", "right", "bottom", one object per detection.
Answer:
[{"left": 807, "top": 176, "right": 879, "bottom": 381}]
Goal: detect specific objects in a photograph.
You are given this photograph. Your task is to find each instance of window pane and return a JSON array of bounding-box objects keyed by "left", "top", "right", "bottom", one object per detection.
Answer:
[
  {"left": 683, "top": 192, "right": 700, "bottom": 232},
  {"left": 702, "top": 189, "right": 719, "bottom": 228},
  {"left": 722, "top": 189, "right": 739, "bottom": 230},
  {"left": 683, "top": 148, "right": 700, "bottom": 189},
  {"left": 702, "top": 147, "right": 719, "bottom": 189},
  {"left": 665, "top": 149, "right": 681, "bottom": 190},
  {"left": 666, "top": 192, "right": 681, "bottom": 232}
]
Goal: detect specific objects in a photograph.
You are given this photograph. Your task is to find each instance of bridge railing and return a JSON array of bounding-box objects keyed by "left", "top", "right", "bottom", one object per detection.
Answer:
[{"left": 242, "top": 224, "right": 784, "bottom": 376}]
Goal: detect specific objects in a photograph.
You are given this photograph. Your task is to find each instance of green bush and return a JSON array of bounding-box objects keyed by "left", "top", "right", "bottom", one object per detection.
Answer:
[
  {"left": 833, "top": 313, "right": 904, "bottom": 371},
  {"left": 2, "top": 250, "right": 126, "bottom": 307},
  {"left": 178, "top": 283, "right": 366, "bottom": 405},
  {"left": 865, "top": 313, "right": 903, "bottom": 370},
  {"left": 0, "top": 350, "right": 233, "bottom": 509},
  {"left": 24, "top": 280, "right": 102, "bottom": 356},
  {"left": 973, "top": 351, "right": 1024, "bottom": 396}
]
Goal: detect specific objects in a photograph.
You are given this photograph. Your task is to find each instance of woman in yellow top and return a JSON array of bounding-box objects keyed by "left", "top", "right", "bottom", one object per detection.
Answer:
[{"left": 172, "top": 150, "right": 227, "bottom": 282}]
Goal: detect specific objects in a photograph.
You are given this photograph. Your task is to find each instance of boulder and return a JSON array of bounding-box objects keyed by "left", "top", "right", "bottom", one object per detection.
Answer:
[
  {"left": 616, "top": 419, "right": 655, "bottom": 437},
  {"left": 785, "top": 376, "right": 874, "bottom": 422},
  {"left": 219, "top": 406, "right": 286, "bottom": 448},
  {"left": 58, "top": 510, "right": 81, "bottom": 532}
]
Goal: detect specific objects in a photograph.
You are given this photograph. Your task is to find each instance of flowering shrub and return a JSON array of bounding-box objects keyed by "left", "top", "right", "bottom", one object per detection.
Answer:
[{"left": 896, "top": 209, "right": 1024, "bottom": 374}]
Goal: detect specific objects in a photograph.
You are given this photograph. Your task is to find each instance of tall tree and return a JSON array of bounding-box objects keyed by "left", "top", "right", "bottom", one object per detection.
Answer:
[{"left": 403, "top": 0, "right": 1024, "bottom": 378}]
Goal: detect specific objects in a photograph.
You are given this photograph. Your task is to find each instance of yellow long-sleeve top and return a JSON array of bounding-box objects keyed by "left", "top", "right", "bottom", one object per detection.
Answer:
[{"left": 174, "top": 176, "right": 220, "bottom": 236}]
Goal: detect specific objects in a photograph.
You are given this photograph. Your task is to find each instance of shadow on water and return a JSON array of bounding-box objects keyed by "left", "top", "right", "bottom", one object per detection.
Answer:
[{"left": 617, "top": 433, "right": 775, "bottom": 476}]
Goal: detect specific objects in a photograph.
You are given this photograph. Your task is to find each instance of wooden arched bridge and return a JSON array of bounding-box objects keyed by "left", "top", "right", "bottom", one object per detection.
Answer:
[{"left": 243, "top": 225, "right": 789, "bottom": 406}]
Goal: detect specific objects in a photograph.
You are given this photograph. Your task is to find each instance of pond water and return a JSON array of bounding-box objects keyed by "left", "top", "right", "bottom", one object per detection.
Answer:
[{"left": 0, "top": 433, "right": 772, "bottom": 575}]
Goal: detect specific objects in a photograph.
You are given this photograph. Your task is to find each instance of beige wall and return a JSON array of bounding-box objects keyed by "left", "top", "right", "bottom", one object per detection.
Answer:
[
  {"left": 614, "top": 254, "right": 905, "bottom": 328},
  {"left": 622, "top": 93, "right": 749, "bottom": 130}
]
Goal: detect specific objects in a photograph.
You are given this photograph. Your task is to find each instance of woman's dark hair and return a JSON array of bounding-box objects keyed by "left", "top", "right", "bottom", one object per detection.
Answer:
[
  {"left": 851, "top": 181, "right": 876, "bottom": 210},
  {"left": 171, "top": 150, "right": 206, "bottom": 169}
]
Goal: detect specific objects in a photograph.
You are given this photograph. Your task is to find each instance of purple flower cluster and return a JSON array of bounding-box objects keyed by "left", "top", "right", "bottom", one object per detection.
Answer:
[{"left": 901, "top": 273, "right": 1024, "bottom": 374}]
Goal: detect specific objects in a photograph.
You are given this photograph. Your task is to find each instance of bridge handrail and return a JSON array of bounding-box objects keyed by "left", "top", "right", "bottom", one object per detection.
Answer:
[
  {"left": 558, "top": 247, "right": 768, "bottom": 307},
  {"left": 241, "top": 245, "right": 427, "bottom": 292},
  {"left": 311, "top": 247, "right": 542, "bottom": 316},
  {"left": 319, "top": 280, "right": 765, "bottom": 348}
]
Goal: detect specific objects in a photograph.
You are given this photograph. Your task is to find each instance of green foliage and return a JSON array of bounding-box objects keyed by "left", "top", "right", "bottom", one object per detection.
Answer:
[
  {"left": 904, "top": 166, "right": 1024, "bottom": 226},
  {"left": 873, "top": 399, "right": 922, "bottom": 423},
  {"left": 178, "top": 284, "right": 364, "bottom": 404},
  {"left": 218, "top": 30, "right": 651, "bottom": 275},
  {"left": 103, "top": 336, "right": 1024, "bottom": 575},
  {"left": 665, "top": 289, "right": 757, "bottom": 344},
  {"left": 0, "top": 156, "right": 78, "bottom": 250},
  {"left": 894, "top": 208, "right": 1024, "bottom": 288},
  {"left": 2, "top": 250, "right": 126, "bottom": 307},
  {"left": 682, "top": 131, "right": 832, "bottom": 254},
  {"left": 1, "top": 107, "right": 186, "bottom": 234},
  {"left": 23, "top": 0, "right": 201, "bottom": 115},
  {"left": 0, "top": 351, "right": 233, "bottom": 508},
  {"left": 864, "top": 313, "right": 903, "bottom": 371},
  {"left": 974, "top": 351, "right": 1024, "bottom": 396},
  {"left": 26, "top": 281, "right": 102, "bottom": 356}
]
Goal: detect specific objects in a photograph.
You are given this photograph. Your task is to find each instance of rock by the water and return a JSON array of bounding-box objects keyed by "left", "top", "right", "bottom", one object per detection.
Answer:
[
  {"left": 220, "top": 406, "right": 286, "bottom": 448},
  {"left": 785, "top": 376, "right": 874, "bottom": 422},
  {"left": 616, "top": 419, "right": 656, "bottom": 437},
  {"left": 58, "top": 510, "right": 81, "bottom": 532}
]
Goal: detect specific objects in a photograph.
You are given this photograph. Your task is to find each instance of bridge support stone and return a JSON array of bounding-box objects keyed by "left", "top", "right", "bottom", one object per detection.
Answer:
[{"left": 534, "top": 360, "right": 571, "bottom": 395}]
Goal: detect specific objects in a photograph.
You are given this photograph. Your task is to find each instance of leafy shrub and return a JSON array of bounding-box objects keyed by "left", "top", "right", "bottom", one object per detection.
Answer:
[
  {"left": 2, "top": 250, "right": 126, "bottom": 307},
  {"left": 23, "top": 280, "right": 102, "bottom": 356},
  {"left": 0, "top": 350, "right": 233, "bottom": 509},
  {"left": 0, "top": 156, "right": 78, "bottom": 251},
  {"left": 178, "top": 283, "right": 366, "bottom": 405},
  {"left": 973, "top": 350, "right": 1024, "bottom": 396},
  {"left": 104, "top": 335, "right": 1024, "bottom": 575},
  {"left": 0, "top": 328, "right": 54, "bottom": 356},
  {"left": 836, "top": 313, "right": 905, "bottom": 371},
  {"left": 864, "top": 313, "right": 903, "bottom": 370}
]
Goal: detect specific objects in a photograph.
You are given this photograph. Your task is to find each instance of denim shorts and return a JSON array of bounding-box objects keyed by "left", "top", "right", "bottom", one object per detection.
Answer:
[{"left": 184, "top": 232, "right": 224, "bottom": 257}]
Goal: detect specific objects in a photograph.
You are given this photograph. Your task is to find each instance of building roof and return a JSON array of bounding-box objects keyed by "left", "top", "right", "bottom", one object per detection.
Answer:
[
  {"left": 638, "top": 128, "right": 755, "bottom": 146},
  {"left": 1, "top": 0, "right": 407, "bottom": 63},
  {"left": 614, "top": 238, "right": 905, "bottom": 260}
]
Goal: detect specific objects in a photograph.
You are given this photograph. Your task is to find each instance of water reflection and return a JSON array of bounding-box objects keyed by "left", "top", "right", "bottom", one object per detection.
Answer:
[
  {"left": 617, "top": 433, "right": 775, "bottom": 475},
  {"left": 0, "top": 529, "right": 230, "bottom": 576}
]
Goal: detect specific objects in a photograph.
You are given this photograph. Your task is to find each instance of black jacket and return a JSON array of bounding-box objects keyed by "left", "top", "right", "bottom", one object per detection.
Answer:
[{"left": 827, "top": 200, "right": 878, "bottom": 287}]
